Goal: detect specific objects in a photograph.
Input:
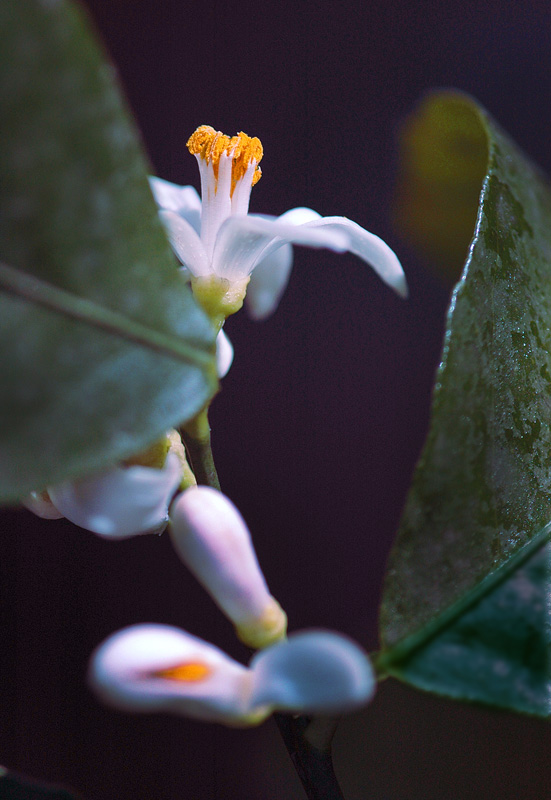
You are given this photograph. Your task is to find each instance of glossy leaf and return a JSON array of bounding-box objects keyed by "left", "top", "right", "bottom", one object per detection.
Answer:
[
  {"left": 378, "top": 92, "right": 551, "bottom": 717},
  {"left": 0, "top": 0, "right": 217, "bottom": 502}
]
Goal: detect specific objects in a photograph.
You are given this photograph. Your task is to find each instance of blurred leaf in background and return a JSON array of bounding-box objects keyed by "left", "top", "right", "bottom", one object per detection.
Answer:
[{"left": 394, "top": 92, "right": 488, "bottom": 283}]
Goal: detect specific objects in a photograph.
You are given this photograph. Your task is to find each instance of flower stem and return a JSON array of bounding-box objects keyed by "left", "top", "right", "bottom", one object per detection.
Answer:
[
  {"left": 181, "top": 408, "right": 221, "bottom": 491},
  {"left": 274, "top": 713, "right": 346, "bottom": 800}
]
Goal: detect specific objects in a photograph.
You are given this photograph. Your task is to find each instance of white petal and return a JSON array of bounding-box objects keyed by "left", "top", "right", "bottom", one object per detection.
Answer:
[
  {"left": 243, "top": 210, "right": 316, "bottom": 320},
  {"left": 89, "top": 624, "right": 258, "bottom": 724},
  {"left": 148, "top": 177, "right": 202, "bottom": 234},
  {"left": 47, "top": 454, "right": 182, "bottom": 539},
  {"left": 276, "top": 207, "right": 323, "bottom": 225},
  {"left": 301, "top": 216, "right": 408, "bottom": 298},
  {"left": 159, "top": 210, "right": 211, "bottom": 277},
  {"left": 249, "top": 631, "right": 375, "bottom": 713},
  {"left": 245, "top": 242, "right": 293, "bottom": 320},
  {"left": 216, "top": 329, "right": 234, "bottom": 378},
  {"left": 169, "top": 487, "right": 287, "bottom": 649},
  {"left": 21, "top": 490, "right": 63, "bottom": 520},
  {"left": 211, "top": 215, "right": 348, "bottom": 281}
]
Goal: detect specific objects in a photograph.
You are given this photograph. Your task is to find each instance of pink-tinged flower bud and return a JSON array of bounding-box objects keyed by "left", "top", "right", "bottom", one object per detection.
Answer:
[{"left": 170, "top": 487, "right": 287, "bottom": 649}]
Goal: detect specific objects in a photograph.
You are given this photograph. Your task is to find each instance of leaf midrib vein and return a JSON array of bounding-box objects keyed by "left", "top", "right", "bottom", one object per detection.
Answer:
[
  {"left": 0, "top": 260, "right": 214, "bottom": 368},
  {"left": 376, "top": 517, "right": 551, "bottom": 674}
]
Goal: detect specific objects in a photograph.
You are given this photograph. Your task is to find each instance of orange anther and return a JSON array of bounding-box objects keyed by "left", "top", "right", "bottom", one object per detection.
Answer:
[
  {"left": 187, "top": 125, "right": 263, "bottom": 194},
  {"left": 151, "top": 662, "right": 211, "bottom": 683}
]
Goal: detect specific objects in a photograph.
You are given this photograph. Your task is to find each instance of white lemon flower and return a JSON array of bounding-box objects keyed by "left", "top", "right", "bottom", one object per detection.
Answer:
[
  {"left": 150, "top": 125, "right": 406, "bottom": 329},
  {"left": 89, "top": 623, "right": 376, "bottom": 727},
  {"left": 169, "top": 486, "right": 287, "bottom": 649},
  {"left": 23, "top": 432, "right": 190, "bottom": 539}
]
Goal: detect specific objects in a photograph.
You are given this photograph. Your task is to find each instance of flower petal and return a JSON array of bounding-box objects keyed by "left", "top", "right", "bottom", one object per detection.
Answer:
[
  {"left": 159, "top": 210, "right": 210, "bottom": 277},
  {"left": 169, "top": 487, "right": 287, "bottom": 649},
  {"left": 21, "top": 490, "right": 64, "bottom": 520},
  {"left": 47, "top": 454, "right": 182, "bottom": 538},
  {"left": 300, "top": 215, "right": 408, "bottom": 298},
  {"left": 211, "top": 215, "right": 348, "bottom": 281},
  {"left": 216, "top": 329, "right": 234, "bottom": 378},
  {"left": 89, "top": 624, "right": 261, "bottom": 724},
  {"left": 245, "top": 241, "right": 293, "bottom": 320},
  {"left": 249, "top": 631, "right": 375, "bottom": 713},
  {"left": 243, "top": 210, "right": 318, "bottom": 319},
  {"left": 276, "top": 207, "right": 323, "bottom": 225},
  {"left": 148, "top": 177, "right": 202, "bottom": 234}
]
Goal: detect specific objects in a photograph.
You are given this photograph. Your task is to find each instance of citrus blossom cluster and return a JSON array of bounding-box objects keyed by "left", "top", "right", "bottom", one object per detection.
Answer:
[{"left": 23, "top": 126, "right": 406, "bottom": 725}]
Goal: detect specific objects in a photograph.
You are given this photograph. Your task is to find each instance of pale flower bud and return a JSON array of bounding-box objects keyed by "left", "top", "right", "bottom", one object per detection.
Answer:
[{"left": 169, "top": 487, "right": 287, "bottom": 649}]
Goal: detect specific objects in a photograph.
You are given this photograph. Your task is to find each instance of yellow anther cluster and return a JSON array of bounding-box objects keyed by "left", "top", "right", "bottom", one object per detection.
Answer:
[
  {"left": 151, "top": 661, "right": 212, "bottom": 683},
  {"left": 187, "top": 125, "right": 263, "bottom": 193}
]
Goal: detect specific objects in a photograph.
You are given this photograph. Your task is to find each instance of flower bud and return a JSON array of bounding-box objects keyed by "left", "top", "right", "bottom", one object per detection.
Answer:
[{"left": 170, "top": 487, "right": 287, "bottom": 648}]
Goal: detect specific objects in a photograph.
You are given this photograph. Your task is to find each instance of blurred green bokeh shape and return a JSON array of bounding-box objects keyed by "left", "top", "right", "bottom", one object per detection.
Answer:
[
  {"left": 394, "top": 91, "right": 489, "bottom": 283},
  {"left": 0, "top": 0, "right": 217, "bottom": 502},
  {"left": 379, "top": 91, "right": 551, "bottom": 717}
]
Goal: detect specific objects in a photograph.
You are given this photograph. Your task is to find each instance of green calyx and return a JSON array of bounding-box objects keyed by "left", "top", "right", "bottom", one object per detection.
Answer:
[{"left": 191, "top": 275, "right": 250, "bottom": 331}]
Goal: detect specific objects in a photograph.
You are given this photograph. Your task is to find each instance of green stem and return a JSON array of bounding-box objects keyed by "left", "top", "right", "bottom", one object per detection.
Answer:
[
  {"left": 181, "top": 408, "right": 221, "bottom": 491},
  {"left": 274, "top": 714, "right": 345, "bottom": 800}
]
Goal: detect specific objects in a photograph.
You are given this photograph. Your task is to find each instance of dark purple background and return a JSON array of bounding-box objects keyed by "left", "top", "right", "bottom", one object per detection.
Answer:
[{"left": 2, "top": 1, "right": 551, "bottom": 798}]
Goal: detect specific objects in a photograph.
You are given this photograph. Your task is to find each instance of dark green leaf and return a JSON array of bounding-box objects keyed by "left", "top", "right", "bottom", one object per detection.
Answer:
[
  {"left": 380, "top": 535, "right": 551, "bottom": 716},
  {"left": 0, "top": 0, "right": 217, "bottom": 502},
  {"left": 378, "top": 91, "right": 551, "bottom": 717}
]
